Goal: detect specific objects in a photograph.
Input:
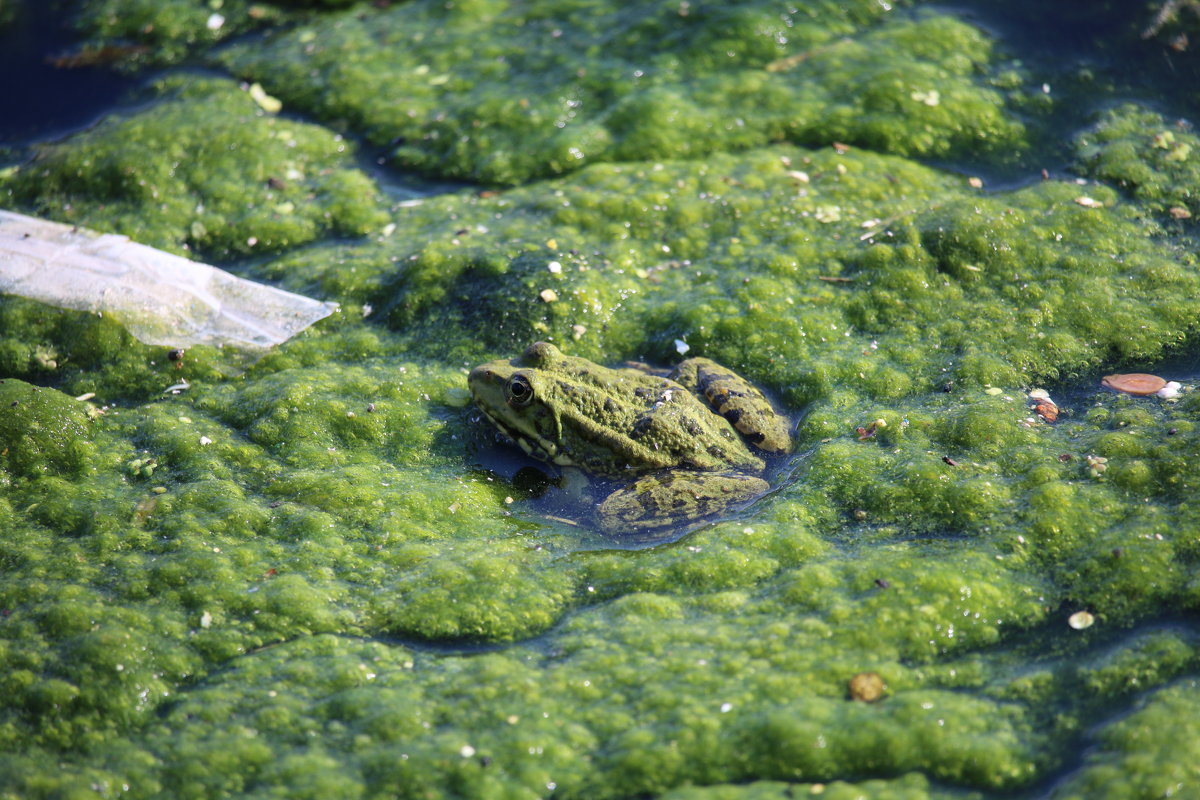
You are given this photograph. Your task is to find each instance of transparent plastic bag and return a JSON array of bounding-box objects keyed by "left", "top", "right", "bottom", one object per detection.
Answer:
[{"left": 0, "top": 210, "right": 337, "bottom": 350}]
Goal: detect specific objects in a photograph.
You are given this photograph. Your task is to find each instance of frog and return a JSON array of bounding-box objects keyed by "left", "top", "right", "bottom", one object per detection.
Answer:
[{"left": 468, "top": 341, "right": 791, "bottom": 537}]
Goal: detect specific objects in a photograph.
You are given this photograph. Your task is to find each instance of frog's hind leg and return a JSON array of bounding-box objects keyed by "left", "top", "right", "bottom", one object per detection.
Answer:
[
  {"left": 671, "top": 358, "right": 792, "bottom": 454},
  {"left": 597, "top": 470, "right": 768, "bottom": 536}
]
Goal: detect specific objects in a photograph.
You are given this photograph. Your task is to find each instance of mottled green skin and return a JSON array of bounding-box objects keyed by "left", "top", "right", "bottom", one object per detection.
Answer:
[
  {"left": 672, "top": 357, "right": 793, "bottom": 453},
  {"left": 0, "top": 1, "right": 1199, "bottom": 798},
  {"left": 469, "top": 341, "right": 787, "bottom": 533}
]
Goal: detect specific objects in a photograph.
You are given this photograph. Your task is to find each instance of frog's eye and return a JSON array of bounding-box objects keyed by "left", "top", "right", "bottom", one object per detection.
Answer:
[{"left": 506, "top": 374, "right": 535, "bottom": 407}]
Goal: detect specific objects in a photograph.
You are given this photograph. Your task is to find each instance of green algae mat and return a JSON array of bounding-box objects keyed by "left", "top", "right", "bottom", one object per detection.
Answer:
[{"left": 2, "top": 1, "right": 1200, "bottom": 797}]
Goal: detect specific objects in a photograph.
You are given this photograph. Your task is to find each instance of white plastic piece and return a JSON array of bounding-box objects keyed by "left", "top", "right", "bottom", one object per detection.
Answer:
[
  {"left": 0, "top": 210, "right": 337, "bottom": 350},
  {"left": 1156, "top": 381, "right": 1182, "bottom": 400}
]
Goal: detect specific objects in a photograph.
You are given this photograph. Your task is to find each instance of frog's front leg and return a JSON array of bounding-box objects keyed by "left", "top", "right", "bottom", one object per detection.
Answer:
[
  {"left": 671, "top": 358, "right": 792, "bottom": 454},
  {"left": 597, "top": 471, "right": 769, "bottom": 535}
]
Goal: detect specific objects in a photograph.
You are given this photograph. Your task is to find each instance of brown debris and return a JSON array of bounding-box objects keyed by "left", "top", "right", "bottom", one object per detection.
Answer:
[
  {"left": 1101, "top": 373, "right": 1167, "bottom": 396},
  {"left": 856, "top": 418, "right": 886, "bottom": 441},
  {"left": 1033, "top": 399, "right": 1058, "bottom": 423},
  {"left": 848, "top": 672, "right": 886, "bottom": 702},
  {"left": 48, "top": 44, "right": 150, "bottom": 69}
]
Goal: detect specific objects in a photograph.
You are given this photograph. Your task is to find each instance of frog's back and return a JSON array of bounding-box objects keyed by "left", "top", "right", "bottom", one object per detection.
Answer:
[{"left": 534, "top": 347, "right": 764, "bottom": 476}]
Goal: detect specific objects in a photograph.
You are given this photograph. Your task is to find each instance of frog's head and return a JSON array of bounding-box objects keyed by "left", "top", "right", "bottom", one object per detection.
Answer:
[{"left": 468, "top": 342, "right": 570, "bottom": 465}]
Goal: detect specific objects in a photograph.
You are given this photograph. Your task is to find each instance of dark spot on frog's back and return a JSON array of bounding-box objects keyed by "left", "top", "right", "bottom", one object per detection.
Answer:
[
  {"left": 604, "top": 397, "right": 618, "bottom": 413},
  {"left": 723, "top": 407, "right": 744, "bottom": 425}
]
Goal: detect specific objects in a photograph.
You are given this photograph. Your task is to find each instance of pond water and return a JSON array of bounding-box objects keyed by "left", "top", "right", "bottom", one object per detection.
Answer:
[{"left": 0, "top": 1, "right": 141, "bottom": 146}]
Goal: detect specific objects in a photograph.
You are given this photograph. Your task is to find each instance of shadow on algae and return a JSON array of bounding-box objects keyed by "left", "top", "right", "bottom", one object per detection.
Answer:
[{"left": 1, "top": 0, "right": 1200, "bottom": 798}]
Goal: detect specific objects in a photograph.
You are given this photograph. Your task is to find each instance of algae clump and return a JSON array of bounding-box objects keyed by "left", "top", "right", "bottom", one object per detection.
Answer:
[
  {"left": 3, "top": 76, "right": 388, "bottom": 258},
  {"left": 0, "top": 379, "right": 95, "bottom": 479},
  {"left": 217, "top": 5, "right": 1024, "bottom": 184},
  {"left": 1075, "top": 103, "right": 1200, "bottom": 224}
]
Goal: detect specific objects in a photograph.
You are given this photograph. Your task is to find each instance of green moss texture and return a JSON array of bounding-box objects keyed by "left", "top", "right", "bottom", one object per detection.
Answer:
[{"left": 1, "top": 0, "right": 1200, "bottom": 798}]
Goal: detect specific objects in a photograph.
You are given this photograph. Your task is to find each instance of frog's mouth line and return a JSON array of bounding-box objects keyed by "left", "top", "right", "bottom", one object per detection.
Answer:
[{"left": 477, "top": 404, "right": 559, "bottom": 464}]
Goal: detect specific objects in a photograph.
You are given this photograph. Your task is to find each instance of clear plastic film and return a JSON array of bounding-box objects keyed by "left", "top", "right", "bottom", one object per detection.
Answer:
[{"left": 0, "top": 209, "right": 337, "bottom": 350}]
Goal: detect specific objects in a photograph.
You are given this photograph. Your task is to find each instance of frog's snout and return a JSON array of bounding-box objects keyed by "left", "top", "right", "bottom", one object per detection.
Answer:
[
  {"left": 468, "top": 362, "right": 510, "bottom": 408},
  {"left": 468, "top": 365, "right": 497, "bottom": 395}
]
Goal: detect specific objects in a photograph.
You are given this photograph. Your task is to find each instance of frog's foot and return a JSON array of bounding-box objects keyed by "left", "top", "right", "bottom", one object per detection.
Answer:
[
  {"left": 596, "top": 471, "right": 769, "bottom": 536},
  {"left": 557, "top": 466, "right": 595, "bottom": 504},
  {"left": 671, "top": 358, "right": 793, "bottom": 454}
]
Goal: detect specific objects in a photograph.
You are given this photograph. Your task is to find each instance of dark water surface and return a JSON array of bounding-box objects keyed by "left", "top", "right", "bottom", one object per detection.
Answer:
[
  {"left": 936, "top": 0, "right": 1200, "bottom": 185},
  {"left": 0, "top": 1, "right": 142, "bottom": 147}
]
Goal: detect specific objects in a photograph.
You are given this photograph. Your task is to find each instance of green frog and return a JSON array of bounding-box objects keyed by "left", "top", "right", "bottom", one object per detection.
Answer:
[{"left": 468, "top": 341, "right": 791, "bottom": 536}]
